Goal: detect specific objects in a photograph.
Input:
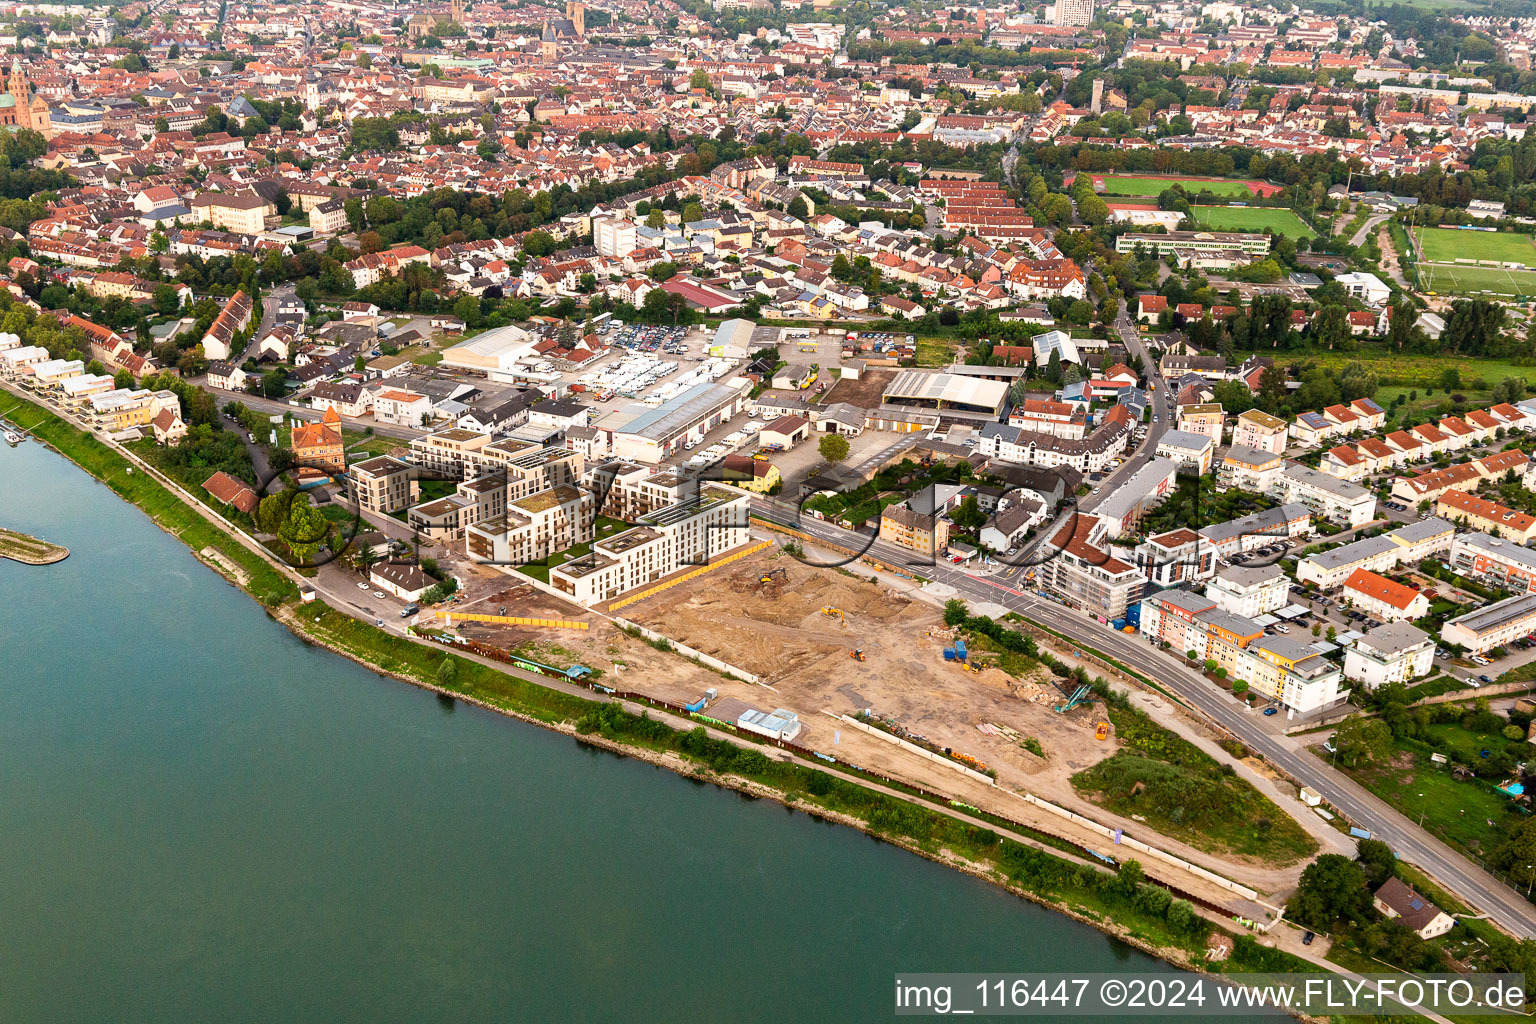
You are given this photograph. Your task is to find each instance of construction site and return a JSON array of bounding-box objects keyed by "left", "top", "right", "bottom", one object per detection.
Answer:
[{"left": 435, "top": 545, "right": 1338, "bottom": 925}]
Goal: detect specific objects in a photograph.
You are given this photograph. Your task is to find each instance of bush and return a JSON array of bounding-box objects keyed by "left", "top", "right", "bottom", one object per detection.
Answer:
[{"left": 944, "top": 598, "right": 969, "bottom": 627}]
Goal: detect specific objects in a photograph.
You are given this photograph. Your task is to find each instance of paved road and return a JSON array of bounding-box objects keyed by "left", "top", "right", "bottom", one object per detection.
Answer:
[
  {"left": 1350, "top": 212, "right": 1390, "bottom": 249},
  {"left": 1004, "top": 311, "right": 1169, "bottom": 580},
  {"left": 232, "top": 282, "right": 296, "bottom": 365},
  {"left": 748, "top": 496, "right": 1536, "bottom": 939},
  {"left": 206, "top": 388, "right": 422, "bottom": 443}
]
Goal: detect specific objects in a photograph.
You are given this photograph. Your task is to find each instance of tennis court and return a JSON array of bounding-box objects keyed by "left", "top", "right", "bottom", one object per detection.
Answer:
[{"left": 1191, "top": 206, "right": 1315, "bottom": 239}]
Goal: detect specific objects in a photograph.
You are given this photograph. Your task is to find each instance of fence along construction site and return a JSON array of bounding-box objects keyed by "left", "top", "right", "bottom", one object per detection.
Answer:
[{"left": 429, "top": 545, "right": 1302, "bottom": 927}]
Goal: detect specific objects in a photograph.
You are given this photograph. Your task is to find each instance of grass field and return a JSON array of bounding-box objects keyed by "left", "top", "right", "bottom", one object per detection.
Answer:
[
  {"left": 1413, "top": 226, "right": 1536, "bottom": 265},
  {"left": 1101, "top": 175, "right": 1254, "bottom": 197},
  {"left": 1416, "top": 261, "right": 1536, "bottom": 298},
  {"left": 1237, "top": 349, "right": 1534, "bottom": 391},
  {"left": 1072, "top": 705, "right": 1318, "bottom": 863},
  {"left": 1333, "top": 739, "right": 1516, "bottom": 860},
  {"left": 1191, "top": 205, "right": 1315, "bottom": 239}
]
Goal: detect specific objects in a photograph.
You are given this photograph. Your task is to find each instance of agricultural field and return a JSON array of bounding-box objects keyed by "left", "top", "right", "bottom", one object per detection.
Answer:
[
  {"left": 1416, "top": 261, "right": 1536, "bottom": 299},
  {"left": 1100, "top": 175, "right": 1254, "bottom": 197},
  {"left": 1413, "top": 226, "right": 1536, "bottom": 266},
  {"left": 1191, "top": 205, "right": 1315, "bottom": 239}
]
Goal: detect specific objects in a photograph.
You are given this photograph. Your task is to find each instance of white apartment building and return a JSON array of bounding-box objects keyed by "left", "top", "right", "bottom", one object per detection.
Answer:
[
  {"left": 1341, "top": 568, "right": 1430, "bottom": 623},
  {"left": 373, "top": 388, "right": 434, "bottom": 428},
  {"left": 1295, "top": 518, "right": 1455, "bottom": 590},
  {"left": 1217, "top": 445, "right": 1283, "bottom": 492},
  {"left": 1274, "top": 461, "right": 1376, "bottom": 528},
  {"left": 1206, "top": 564, "right": 1290, "bottom": 618},
  {"left": 1344, "top": 622, "right": 1435, "bottom": 689},
  {"left": 594, "top": 217, "right": 638, "bottom": 258},
  {"left": 547, "top": 474, "right": 752, "bottom": 606},
  {"left": 1296, "top": 535, "right": 1400, "bottom": 589},
  {"left": 1230, "top": 409, "right": 1289, "bottom": 455},
  {"left": 467, "top": 484, "right": 594, "bottom": 566},
  {"left": 1054, "top": 0, "right": 1094, "bottom": 25},
  {"left": 348, "top": 455, "right": 419, "bottom": 514},
  {"left": 1154, "top": 429, "right": 1214, "bottom": 475},
  {"left": 1442, "top": 593, "right": 1536, "bottom": 654}
]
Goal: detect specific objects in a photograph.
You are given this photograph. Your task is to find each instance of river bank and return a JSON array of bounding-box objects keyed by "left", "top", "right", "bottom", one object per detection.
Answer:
[
  {"left": 2, "top": 385, "right": 1306, "bottom": 981},
  {"left": 0, "top": 525, "right": 67, "bottom": 565}
]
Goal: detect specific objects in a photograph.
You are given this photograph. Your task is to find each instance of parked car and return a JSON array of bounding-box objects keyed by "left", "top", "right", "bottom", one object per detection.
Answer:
[
  {"left": 400, "top": 604, "right": 419, "bottom": 617},
  {"left": 1302, "top": 931, "right": 1315, "bottom": 946},
  {"left": 357, "top": 581, "right": 371, "bottom": 590},
  {"left": 1264, "top": 707, "right": 1279, "bottom": 716}
]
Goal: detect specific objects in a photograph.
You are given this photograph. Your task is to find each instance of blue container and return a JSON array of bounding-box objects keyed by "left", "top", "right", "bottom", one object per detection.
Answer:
[
  {"left": 943, "top": 649, "right": 956, "bottom": 661},
  {"left": 955, "top": 639, "right": 967, "bottom": 660}
]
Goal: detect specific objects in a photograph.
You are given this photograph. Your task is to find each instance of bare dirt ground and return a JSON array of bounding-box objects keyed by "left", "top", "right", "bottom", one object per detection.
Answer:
[
  {"left": 820, "top": 367, "right": 898, "bottom": 409},
  {"left": 461, "top": 551, "right": 1310, "bottom": 909},
  {"left": 445, "top": 579, "right": 724, "bottom": 693}
]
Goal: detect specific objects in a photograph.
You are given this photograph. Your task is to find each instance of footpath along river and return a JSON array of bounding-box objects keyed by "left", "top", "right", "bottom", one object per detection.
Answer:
[{"left": 0, "top": 439, "right": 1187, "bottom": 1022}]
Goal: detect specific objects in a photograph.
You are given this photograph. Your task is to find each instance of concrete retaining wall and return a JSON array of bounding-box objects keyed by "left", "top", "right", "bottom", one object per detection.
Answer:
[
  {"left": 1019, "top": 793, "right": 1262, "bottom": 903},
  {"left": 837, "top": 713, "right": 998, "bottom": 785},
  {"left": 612, "top": 617, "right": 761, "bottom": 685}
]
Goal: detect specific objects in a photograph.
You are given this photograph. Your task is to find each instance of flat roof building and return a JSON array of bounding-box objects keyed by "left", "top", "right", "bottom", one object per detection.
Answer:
[
  {"left": 1442, "top": 593, "right": 1536, "bottom": 654},
  {"left": 882, "top": 370, "right": 1008, "bottom": 419}
]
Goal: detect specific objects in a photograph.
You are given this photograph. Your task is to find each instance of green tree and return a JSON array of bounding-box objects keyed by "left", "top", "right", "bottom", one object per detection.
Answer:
[
  {"left": 951, "top": 494, "right": 987, "bottom": 533},
  {"left": 1291, "top": 854, "right": 1371, "bottom": 931},
  {"left": 1333, "top": 717, "right": 1392, "bottom": 768},
  {"left": 152, "top": 283, "right": 180, "bottom": 315},
  {"left": 260, "top": 368, "right": 288, "bottom": 398},
  {"left": 278, "top": 499, "right": 329, "bottom": 565},
  {"left": 818, "top": 433, "right": 850, "bottom": 464},
  {"left": 522, "top": 229, "right": 555, "bottom": 258},
  {"left": 645, "top": 209, "right": 665, "bottom": 229},
  {"left": 943, "top": 598, "right": 969, "bottom": 626},
  {"left": 1356, "top": 838, "right": 1397, "bottom": 888}
]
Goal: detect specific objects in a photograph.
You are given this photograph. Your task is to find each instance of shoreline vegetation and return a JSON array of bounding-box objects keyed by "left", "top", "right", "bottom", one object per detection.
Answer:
[
  {"left": 3, "top": 388, "right": 1315, "bottom": 983},
  {"left": 0, "top": 524, "right": 68, "bottom": 565}
]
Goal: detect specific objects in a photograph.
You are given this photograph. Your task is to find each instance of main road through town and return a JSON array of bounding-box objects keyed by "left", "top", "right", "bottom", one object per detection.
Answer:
[
  {"left": 750, "top": 314, "right": 1536, "bottom": 939},
  {"left": 750, "top": 493, "right": 1536, "bottom": 938}
]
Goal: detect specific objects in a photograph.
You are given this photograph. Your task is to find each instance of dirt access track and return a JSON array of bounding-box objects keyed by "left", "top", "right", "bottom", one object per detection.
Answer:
[
  {"left": 447, "top": 553, "right": 1310, "bottom": 908},
  {"left": 620, "top": 548, "right": 1306, "bottom": 903},
  {"left": 622, "top": 548, "right": 1121, "bottom": 795}
]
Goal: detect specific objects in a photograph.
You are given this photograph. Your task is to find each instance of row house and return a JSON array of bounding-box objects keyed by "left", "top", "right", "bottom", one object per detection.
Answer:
[{"left": 1139, "top": 588, "right": 1342, "bottom": 713}]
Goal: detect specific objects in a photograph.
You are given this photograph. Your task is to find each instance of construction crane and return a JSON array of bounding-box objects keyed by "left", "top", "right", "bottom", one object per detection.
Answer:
[{"left": 849, "top": 648, "right": 866, "bottom": 662}]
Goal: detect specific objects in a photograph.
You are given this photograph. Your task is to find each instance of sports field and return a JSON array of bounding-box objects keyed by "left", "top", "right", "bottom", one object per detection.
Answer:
[
  {"left": 1416, "top": 261, "right": 1536, "bottom": 298},
  {"left": 1413, "top": 226, "right": 1536, "bottom": 266},
  {"left": 1100, "top": 175, "right": 1255, "bottom": 197},
  {"left": 1191, "top": 205, "right": 1314, "bottom": 239}
]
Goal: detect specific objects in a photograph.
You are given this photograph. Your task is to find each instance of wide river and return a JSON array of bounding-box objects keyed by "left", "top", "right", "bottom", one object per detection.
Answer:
[{"left": 0, "top": 440, "right": 1180, "bottom": 1021}]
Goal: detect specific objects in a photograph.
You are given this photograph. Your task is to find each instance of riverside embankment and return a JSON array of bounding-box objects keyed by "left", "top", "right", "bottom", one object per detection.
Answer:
[{"left": 0, "top": 384, "right": 1306, "bottom": 983}]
